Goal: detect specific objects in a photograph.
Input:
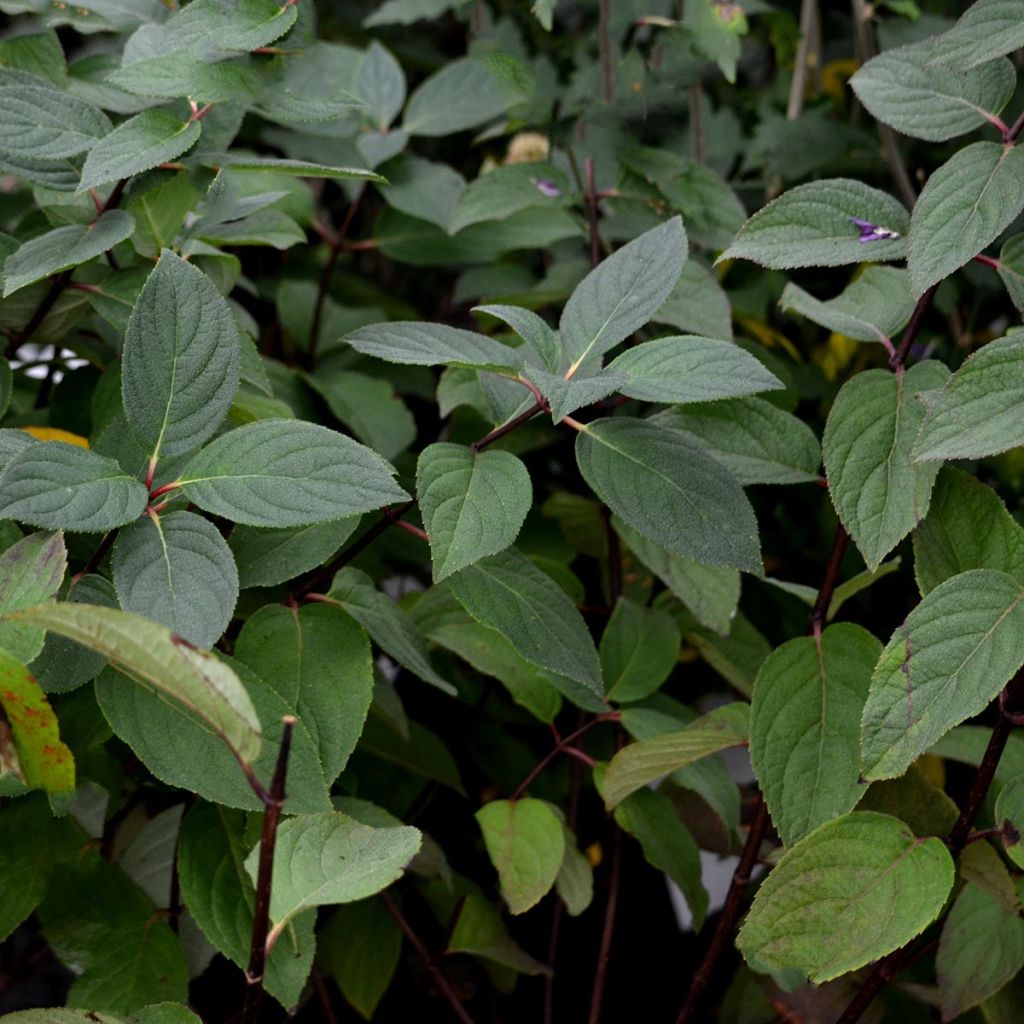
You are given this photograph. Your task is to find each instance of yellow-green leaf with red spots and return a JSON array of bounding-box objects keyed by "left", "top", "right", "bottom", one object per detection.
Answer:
[{"left": 0, "top": 647, "right": 74, "bottom": 792}]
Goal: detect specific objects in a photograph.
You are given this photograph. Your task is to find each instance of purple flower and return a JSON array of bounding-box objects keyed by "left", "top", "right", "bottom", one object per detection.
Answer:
[
  {"left": 851, "top": 217, "right": 901, "bottom": 243},
  {"left": 530, "top": 177, "right": 561, "bottom": 198}
]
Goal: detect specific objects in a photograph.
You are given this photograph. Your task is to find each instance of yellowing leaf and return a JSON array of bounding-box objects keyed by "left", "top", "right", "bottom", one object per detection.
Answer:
[
  {"left": 21, "top": 426, "right": 89, "bottom": 448},
  {"left": 0, "top": 648, "right": 74, "bottom": 792}
]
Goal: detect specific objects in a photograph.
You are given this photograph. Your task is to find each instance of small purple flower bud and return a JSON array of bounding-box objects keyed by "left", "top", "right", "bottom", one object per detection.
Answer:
[
  {"left": 530, "top": 177, "right": 561, "bottom": 198},
  {"left": 850, "top": 216, "right": 901, "bottom": 243}
]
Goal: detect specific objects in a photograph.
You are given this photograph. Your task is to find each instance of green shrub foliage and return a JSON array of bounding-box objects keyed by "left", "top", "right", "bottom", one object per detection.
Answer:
[{"left": 0, "top": 1, "right": 1023, "bottom": 1021}]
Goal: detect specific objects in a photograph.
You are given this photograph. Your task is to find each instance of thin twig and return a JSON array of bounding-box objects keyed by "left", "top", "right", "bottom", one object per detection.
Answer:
[
  {"left": 311, "top": 970, "right": 339, "bottom": 1024},
  {"left": 470, "top": 400, "right": 545, "bottom": 453},
  {"left": 689, "top": 82, "right": 705, "bottom": 165},
  {"left": 71, "top": 530, "right": 117, "bottom": 586},
  {"left": 293, "top": 499, "right": 416, "bottom": 598},
  {"left": 809, "top": 526, "right": 849, "bottom": 636},
  {"left": 308, "top": 184, "right": 367, "bottom": 370},
  {"left": 962, "top": 825, "right": 1007, "bottom": 847},
  {"left": 786, "top": 0, "right": 817, "bottom": 121},
  {"left": 241, "top": 716, "right": 296, "bottom": 1024},
  {"left": 597, "top": 0, "right": 614, "bottom": 103},
  {"left": 382, "top": 891, "right": 478, "bottom": 1024},
  {"left": 510, "top": 715, "right": 618, "bottom": 801},
  {"left": 585, "top": 158, "right": 601, "bottom": 270},
  {"left": 587, "top": 819, "right": 622, "bottom": 1024},
  {"left": 890, "top": 286, "right": 937, "bottom": 371},
  {"left": 544, "top": 720, "right": 586, "bottom": 1024},
  {"left": 675, "top": 798, "right": 769, "bottom": 1024},
  {"left": 1005, "top": 109, "right": 1024, "bottom": 144}
]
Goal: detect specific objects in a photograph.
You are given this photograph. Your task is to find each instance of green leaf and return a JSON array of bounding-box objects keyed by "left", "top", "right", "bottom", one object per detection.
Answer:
[
  {"left": 129, "top": 1006, "right": 202, "bottom": 1024},
  {"left": 117, "top": 805, "right": 182, "bottom": 907},
  {"left": 780, "top": 266, "right": 917, "bottom": 345},
  {"left": 328, "top": 567, "right": 456, "bottom": 696},
  {"left": 229, "top": 518, "right": 359, "bottom": 589},
  {"left": 475, "top": 798, "right": 565, "bottom": 915},
  {"left": 998, "top": 233, "right": 1024, "bottom": 311},
  {"left": 417, "top": 442, "right": 532, "bottom": 581},
  {"left": 446, "top": 892, "right": 550, "bottom": 975},
  {"left": 0, "top": 441, "right": 148, "bottom": 532},
  {"left": 613, "top": 517, "right": 740, "bottom": 635},
  {"left": 357, "top": 40, "right": 405, "bottom": 131},
  {"left": 719, "top": 179, "right": 909, "bottom": 269},
  {"left": 909, "top": 143, "right": 1024, "bottom": 297},
  {"left": 600, "top": 597, "right": 680, "bottom": 702},
  {"left": 305, "top": 370, "right": 415, "bottom": 461},
  {"left": 246, "top": 811, "right": 421, "bottom": 943},
  {"left": 0, "top": 530, "right": 66, "bottom": 663},
  {"left": 178, "top": 801, "right": 315, "bottom": 1009},
  {"left": 995, "top": 775, "right": 1024, "bottom": 869},
  {"left": 913, "top": 334, "right": 1024, "bottom": 461},
  {"left": 0, "top": 76, "right": 111, "bottom": 159},
  {"left": 653, "top": 259, "right": 733, "bottom": 341},
  {"left": 928, "top": 0, "right": 1024, "bottom": 69},
  {"left": 560, "top": 217, "right": 686, "bottom": 375},
  {"left": 3, "top": 210, "right": 134, "bottom": 296},
  {"left": 127, "top": 172, "right": 197, "bottom": 259},
  {"left": 40, "top": 858, "right": 189, "bottom": 1014},
  {"left": 0, "top": 648, "right": 74, "bottom": 792},
  {"left": 212, "top": 155, "right": 385, "bottom": 183},
  {"left": 450, "top": 162, "right": 570, "bottom": 235},
  {"left": 111, "top": 511, "right": 238, "bottom": 649},
  {"left": 96, "top": 661, "right": 328, "bottom": 812},
  {"left": 11, "top": 602, "right": 262, "bottom": 765},
  {"left": 750, "top": 624, "right": 881, "bottom": 846},
  {"left": 122, "top": 250, "right": 240, "bottom": 460},
  {"left": 850, "top": 43, "right": 1016, "bottom": 141},
  {"left": 320, "top": 898, "right": 401, "bottom": 1018},
  {"left": 448, "top": 547, "right": 603, "bottom": 692},
  {"left": 602, "top": 702, "right": 750, "bottom": 808},
  {"left": 521, "top": 366, "right": 625, "bottom": 422},
  {"left": 824, "top": 362, "right": 949, "bottom": 570},
  {"left": 737, "top": 811, "right": 954, "bottom": 982},
  {"left": 652, "top": 399, "right": 821, "bottom": 487},
  {"left": 614, "top": 787, "right": 708, "bottom": 930},
  {"left": 575, "top": 417, "right": 762, "bottom": 574},
  {"left": 179, "top": 420, "right": 407, "bottom": 527},
  {"left": 346, "top": 320, "right": 521, "bottom": 372},
  {"left": 937, "top": 882, "right": 1024, "bottom": 1019},
  {"left": 79, "top": 110, "right": 202, "bottom": 193},
  {"left": 552, "top": 811, "right": 592, "bottom": 916},
  {"left": 377, "top": 154, "right": 466, "bottom": 230},
  {"left": 861, "top": 569, "right": 1024, "bottom": 781},
  {"left": 31, "top": 575, "right": 117, "bottom": 694},
  {"left": 423, "top": 615, "right": 564, "bottom": 721},
  {"left": 235, "top": 603, "right": 373, "bottom": 785},
  {"left": 606, "top": 335, "right": 782, "bottom": 404},
  {"left": 402, "top": 56, "right": 530, "bottom": 137},
  {"left": 473, "top": 303, "right": 560, "bottom": 373},
  {"left": 914, "top": 468, "right": 1024, "bottom": 595}
]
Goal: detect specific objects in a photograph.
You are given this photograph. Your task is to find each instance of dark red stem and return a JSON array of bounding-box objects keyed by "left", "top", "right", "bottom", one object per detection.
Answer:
[
  {"left": 241, "top": 716, "right": 295, "bottom": 1024},
  {"left": 381, "top": 891, "right": 477, "bottom": 1024},
  {"left": 809, "top": 525, "right": 850, "bottom": 636},
  {"left": 308, "top": 184, "right": 367, "bottom": 370},
  {"left": 675, "top": 798, "right": 768, "bottom": 1024}
]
